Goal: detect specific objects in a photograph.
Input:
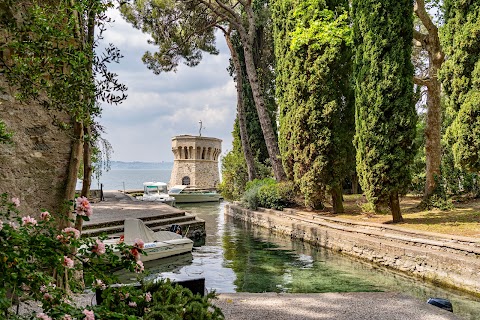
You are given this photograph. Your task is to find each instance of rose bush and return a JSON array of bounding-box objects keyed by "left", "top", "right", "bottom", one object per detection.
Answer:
[{"left": 0, "top": 193, "right": 223, "bottom": 319}]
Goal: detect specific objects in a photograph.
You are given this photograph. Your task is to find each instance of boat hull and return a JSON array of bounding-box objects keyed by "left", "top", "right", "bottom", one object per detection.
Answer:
[
  {"left": 142, "top": 238, "right": 193, "bottom": 262},
  {"left": 104, "top": 238, "right": 193, "bottom": 262},
  {"left": 169, "top": 193, "right": 221, "bottom": 203}
]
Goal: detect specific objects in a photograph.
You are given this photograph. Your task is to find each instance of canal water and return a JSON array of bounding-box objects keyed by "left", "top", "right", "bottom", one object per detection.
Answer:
[{"left": 120, "top": 201, "right": 480, "bottom": 320}]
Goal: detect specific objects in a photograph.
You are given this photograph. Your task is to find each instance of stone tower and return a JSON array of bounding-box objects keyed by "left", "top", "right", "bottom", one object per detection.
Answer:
[{"left": 169, "top": 135, "right": 222, "bottom": 189}]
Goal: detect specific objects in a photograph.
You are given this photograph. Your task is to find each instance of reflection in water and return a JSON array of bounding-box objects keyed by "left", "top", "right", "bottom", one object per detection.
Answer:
[{"left": 126, "top": 201, "right": 479, "bottom": 320}]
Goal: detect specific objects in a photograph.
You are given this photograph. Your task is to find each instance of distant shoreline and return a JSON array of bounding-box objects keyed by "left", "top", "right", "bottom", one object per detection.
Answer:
[{"left": 109, "top": 161, "right": 173, "bottom": 170}]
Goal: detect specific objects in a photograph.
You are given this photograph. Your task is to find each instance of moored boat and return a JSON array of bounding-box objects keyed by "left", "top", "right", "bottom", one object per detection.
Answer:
[
  {"left": 104, "top": 218, "right": 193, "bottom": 262},
  {"left": 140, "top": 182, "right": 176, "bottom": 206},
  {"left": 168, "top": 185, "right": 222, "bottom": 203}
]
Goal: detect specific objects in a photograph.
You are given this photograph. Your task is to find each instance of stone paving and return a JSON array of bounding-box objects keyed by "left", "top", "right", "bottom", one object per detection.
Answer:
[{"left": 85, "top": 191, "right": 185, "bottom": 226}]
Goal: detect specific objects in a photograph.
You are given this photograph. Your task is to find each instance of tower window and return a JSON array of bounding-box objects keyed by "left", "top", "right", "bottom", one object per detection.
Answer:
[{"left": 182, "top": 176, "right": 191, "bottom": 185}]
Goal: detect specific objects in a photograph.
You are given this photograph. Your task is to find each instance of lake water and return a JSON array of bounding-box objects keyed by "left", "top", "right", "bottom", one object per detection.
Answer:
[{"left": 80, "top": 169, "right": 173, "bottom": 191}]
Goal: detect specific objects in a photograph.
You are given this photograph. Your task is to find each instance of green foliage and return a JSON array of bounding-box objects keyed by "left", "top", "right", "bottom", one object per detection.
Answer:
[
  {"left": 1, "top": 1, "right": 127, "bottom": 119},
  {"left": 218, "top": 149, "right": 249, "bottom": 201},
  {"left": 273, "top": 0, "right": 355, "bottom": 209},
  {"left": 0, "top": 193, "right": 223, "bottom": 319},
  {"left": 448, "top": 91, "right": 480, "bottom": 172},
  {"left": 410, "top": 114, "right": 426, "bottom": 195},
  {"left": 120, "top": 0, "right": 218, "bottom": 74},
  {"left": 0, "top": 193, "right": 138, "bottom": 318},
  {"left": 242, "top": 178, "right": 295, "bottom": 210},
  {"left": 219, "top": 120, "right": 273, "bottom": 201},
  {"left": 441, "top": 0, "right": 480, "bottom": 172},
  {"left": 96, "top": 279, "right": 223, "bottom": 319},
  {"left": 0, "top": 119, "right": 13, "bottom": 144},
  {"left": 352, "top": 0, "right": 417, "bottom": 210},
  {"left": 441, "top": 137, "right": 480, "bottom": 198}
]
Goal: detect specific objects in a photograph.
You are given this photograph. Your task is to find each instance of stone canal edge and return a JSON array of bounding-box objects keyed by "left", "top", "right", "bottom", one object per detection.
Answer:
[{"left": 225, "top": 203, "right": 480, "bottom": 296}]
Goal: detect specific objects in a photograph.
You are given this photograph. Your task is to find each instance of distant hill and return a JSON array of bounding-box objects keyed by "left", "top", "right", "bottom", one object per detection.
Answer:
[{"left": 109, "top": 161, "right": 173, "bottom": 170}]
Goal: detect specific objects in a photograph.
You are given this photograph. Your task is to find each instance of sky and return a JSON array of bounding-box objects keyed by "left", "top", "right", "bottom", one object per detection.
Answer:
[{"left": 97, "top": 9, "right": 237, "bottom": 162}]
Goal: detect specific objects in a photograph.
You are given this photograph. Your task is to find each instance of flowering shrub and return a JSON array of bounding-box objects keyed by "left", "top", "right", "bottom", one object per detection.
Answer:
[{"left": 0, "top": 193, "right": 224, "bottom": 319}]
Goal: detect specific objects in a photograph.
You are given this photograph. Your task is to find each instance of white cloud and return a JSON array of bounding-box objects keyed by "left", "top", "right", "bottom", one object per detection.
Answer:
[{"left": 97, "top": 8, "right": 237, "bottom": 162}]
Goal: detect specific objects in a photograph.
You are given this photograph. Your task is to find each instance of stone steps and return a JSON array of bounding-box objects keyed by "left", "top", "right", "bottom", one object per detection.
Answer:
[{"left": 82, "top": 214, "right": 204, "bottom": 238}]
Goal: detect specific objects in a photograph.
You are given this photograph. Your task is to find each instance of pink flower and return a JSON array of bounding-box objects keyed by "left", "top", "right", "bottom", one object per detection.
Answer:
[
  {"left": 145, "top": 291, "right": 152, "bottom": 302},
  {"left": 43, "top": 293, "right": 52, "bottom": 300},
  {"left": 22, "top": 216, "right": 38, "bottom": 226},
  {"left": 8, "top": 221, "right": 17, "bottom": 230},
  {"left": 92, "top": 239, "right": 106, "bottom": 255},
  {"left": 76, "top": 197, "right": 93, "bottom": 217},
  {"left": 11, "top": 197, "right": 20, "bottom": 207},
  {"left": 83, "top": 309, "right": 95, "bottom": 320},
  {"left": 128, "top": 301, "right": 137, "bottom": 307},
  {"left": 135, "top": 260, "right": 144, "bottom": 273},
  {"left": 40, "top": 285, "right": 47, "bottom": 293},
  {"left": 63, "top": 256, "right": 74, "bottom": 269},
  {"left": 40, "top": 211, "right": 51, "bottom": 221},
  {"left": 36, "top": 313, "right": 52, "bottom": 320},
  {"left": 62, "top": 315, "right": 72, "bottom": 320},
  {"left": 130, "top": 247, "right": 140, "bottom": 260},
  {"left": 134, "top": 238, "right": 145, "bottom": 249},
  {"left": 62, "top": 227, "right": 80, "bottom": 240}
]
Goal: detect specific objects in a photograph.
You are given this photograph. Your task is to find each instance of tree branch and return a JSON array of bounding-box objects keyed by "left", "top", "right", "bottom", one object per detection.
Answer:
[
  {"left": 414, "top": 0, "right": 437, "bottom": 35},
  {"left": 413, "top": 29, "right": 426, "bottom": 44},
  {"left": 413, "top": 75, "right": 431, "bottom": 87}
]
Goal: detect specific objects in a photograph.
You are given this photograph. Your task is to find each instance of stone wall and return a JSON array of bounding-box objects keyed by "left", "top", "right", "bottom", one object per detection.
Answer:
[
  {"left": 0, "top": 77, "right": 73, "bottom": 217},
  {"left": 225, "top": 203, "right": 480, "bottom": 296}
]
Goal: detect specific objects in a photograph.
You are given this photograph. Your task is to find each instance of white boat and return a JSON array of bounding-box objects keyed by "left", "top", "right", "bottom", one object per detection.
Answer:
[
  {"left": 140, "top": 182, "right": 176, "bottom": 205},
  {"left": 168, "top": 185, "right": 222, "bottom": 203},
  {"left": 105, "top": 218, "right": 193, "bottom": 262}
]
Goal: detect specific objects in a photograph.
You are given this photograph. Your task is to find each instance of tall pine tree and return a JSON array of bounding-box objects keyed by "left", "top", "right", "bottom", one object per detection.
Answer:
[
  {"left": 352, "top": 0, "right": 416, "bottom": 222},
  {"left": 441, "top": 0, "right": 480, "bottom": 172},
  {"left": 273, "top": 0, "right": 354, "bottom": 211}
]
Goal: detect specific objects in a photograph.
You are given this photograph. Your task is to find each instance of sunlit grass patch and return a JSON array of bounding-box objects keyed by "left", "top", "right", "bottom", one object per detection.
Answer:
[{"left": 318, "top": 194, "right": 480, "bottom": 238}]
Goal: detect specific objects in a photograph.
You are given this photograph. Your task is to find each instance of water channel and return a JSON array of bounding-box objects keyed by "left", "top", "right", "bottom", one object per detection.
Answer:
[{"left": 120, "top": 201, "right": 480, "bottom": 319}]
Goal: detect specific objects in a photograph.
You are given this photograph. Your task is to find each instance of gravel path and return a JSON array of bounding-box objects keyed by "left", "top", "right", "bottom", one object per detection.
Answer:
[{"left": 214, "top": 292, "right": 460, "bottom": 320}]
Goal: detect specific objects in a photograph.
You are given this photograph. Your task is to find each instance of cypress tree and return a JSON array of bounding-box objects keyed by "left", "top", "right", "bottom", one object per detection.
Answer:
[
  {"left": 351, "top": 0, "right": 416, "bottom": 222},
  {"left": 441, "top": 1, "right": 480, "bottom": 172},
  {"left": 273, "top": 0, "right": 354, "bottom": 211}
]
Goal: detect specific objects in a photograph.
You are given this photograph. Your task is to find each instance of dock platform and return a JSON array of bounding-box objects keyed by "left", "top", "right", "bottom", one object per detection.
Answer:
[{"left": 83, "top": 191, "right": 205, "bottom": 238}]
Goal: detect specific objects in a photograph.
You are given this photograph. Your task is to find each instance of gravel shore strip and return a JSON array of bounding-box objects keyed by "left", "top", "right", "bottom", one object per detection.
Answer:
[
  {"left": 213, "top": 292, "right": 460, "bottom": 320},
  {"left": 17, "top": 291, "right": 460, "bottom": 319}
]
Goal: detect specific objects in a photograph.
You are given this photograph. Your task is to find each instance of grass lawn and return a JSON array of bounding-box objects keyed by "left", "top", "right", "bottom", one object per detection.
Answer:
[{"left": 311, "top": 194, "right": 480, "bottom": 238}]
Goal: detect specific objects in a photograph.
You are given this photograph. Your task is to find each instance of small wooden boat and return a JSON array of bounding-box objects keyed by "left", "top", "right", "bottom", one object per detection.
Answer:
[{"left": 105, "top": 218, "right": 193, "bottom": 262}]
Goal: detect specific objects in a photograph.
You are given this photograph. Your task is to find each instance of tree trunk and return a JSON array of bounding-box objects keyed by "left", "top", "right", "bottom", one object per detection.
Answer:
[
  {"left": 224, "top": 32, "right": 256, "bottom": 181},
  {"left": 330, "top": 185, "right": 344, "bottom": 214},
  {"left": 389, "top": 191, "right": 403, "bottom": 223},
  {"left": 75, "top": 8, "right": 96, "bottom": 233},
  {"left": 413, "top": 0, "right": 445, "bottom": 201},
  {"left": 63, "top": 120, "right": 83, "bottom": 229},
  {"left": 240, "top": 5, "right": 287, "bottom": 182},
  {"left": 424, "top": 67, "right": 442, "bottom": 199},
  {"left": 76, "top": 124, "right": 92, "bottom": 232},
  {"left": 352, "top": 173, "right": 359, "bottom": 194}
]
